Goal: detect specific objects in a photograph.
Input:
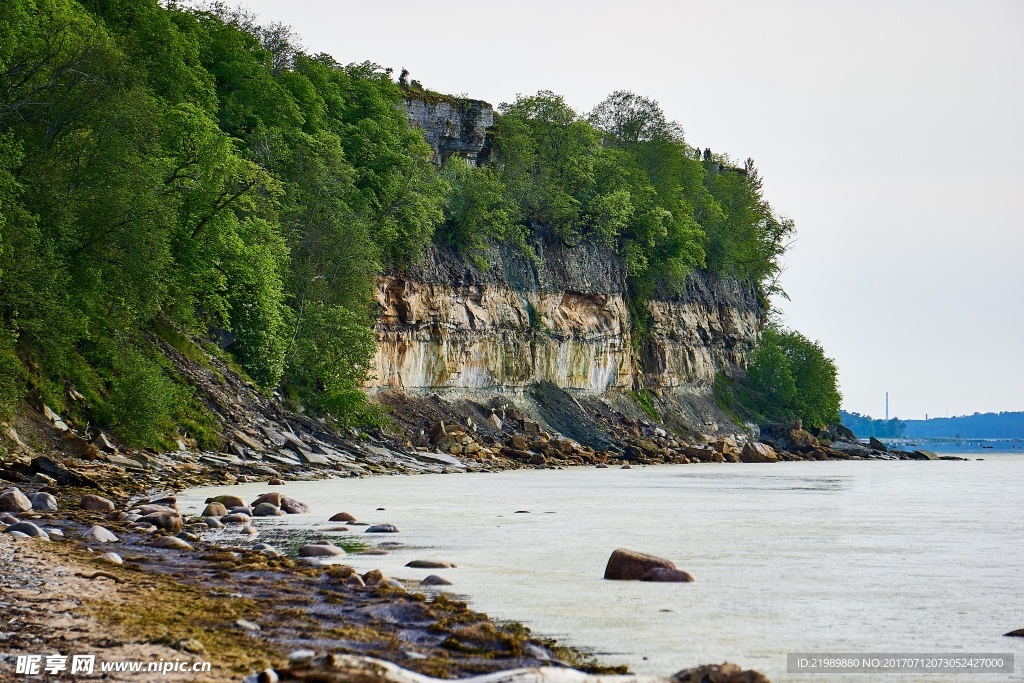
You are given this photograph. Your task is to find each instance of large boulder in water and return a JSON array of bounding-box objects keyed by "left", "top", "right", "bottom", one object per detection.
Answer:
[
  {"left": 299, "top": 543, "right": 345, "bottom": 557},
  {"left": 206, "top": 494, "right": 245, "bottom": 509},
  {"left": 740, "top": 442, "right": 778, "bottom": 463},
  {"left": 202, "top": 502, "right": 228, "bottom": 517},
  {"left": 279, "top": 497, "right": 310, "bottom": 514},
  {"left": 253, "top": 502, "right": 283, "bottom": 517},
  {"left": 420, "top": 574, "right": 452, "bottom": 586},
  {"left": 251, "top": 492, "right": 282, "bottom": 508},
  {"left": 330, "top": 512, "right": 357, "bottom": 522},
  {"left": 671, "top": 662, "right": 771, "bottom": 683},
  {"left": 604, "top": 548, "right": 678, "bottom": 581},
  {"left": 868, "top": 437, "right": 888, "bottom": 452}
]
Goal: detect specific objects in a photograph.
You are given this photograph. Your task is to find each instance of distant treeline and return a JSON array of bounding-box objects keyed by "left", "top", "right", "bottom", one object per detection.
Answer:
[
  {"left": 842, "top": 410, "right": 1024, "bottom": 439},
  {"left": 840, "top": 411, "right": 906, "bottom": 438},
  {"left": 903, "top": 412, "right": 1024, "bottom": 439}
]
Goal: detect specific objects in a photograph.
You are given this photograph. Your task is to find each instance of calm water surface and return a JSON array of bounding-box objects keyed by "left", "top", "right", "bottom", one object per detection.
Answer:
[{"left": 179, "top": 456, "right": 1024, "bottom": 682}]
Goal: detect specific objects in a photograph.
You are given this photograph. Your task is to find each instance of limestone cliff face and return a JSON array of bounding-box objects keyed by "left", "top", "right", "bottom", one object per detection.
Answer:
[
  {"left": 641, "top": 276, "right": 762, "bottom": 391},
  {"left": 403, "top": 94, "right": 494, "bottom": 166},
  {"left": 369, "top": 234, "right": 763, "bottom": 405}
]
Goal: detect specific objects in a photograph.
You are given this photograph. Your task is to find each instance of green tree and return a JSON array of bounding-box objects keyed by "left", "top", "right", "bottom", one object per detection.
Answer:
[
  {"left": 741, "top": 327, "right": 842, "bottom": 429},
  {"left": 588, "top": 90, "right": 684, "bottom": 150},
  {"left": 437, "top": 157, "right": 528, "bottom": 266},
  {"left": 495, "top": 91, "right": 601, "bottom": 243}
]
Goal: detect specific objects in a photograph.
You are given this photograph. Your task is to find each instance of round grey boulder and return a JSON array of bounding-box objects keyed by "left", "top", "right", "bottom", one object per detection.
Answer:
[
  {"left": 220, "top": 513, "right": 250, "bottom": 524},
  {"left": 406, "top": 560, "right": 457, "bottom": 569},
  {"left": 98, "top": 552, "right": 123, "bottom": 566},
  {"left": 252, "top": 503, "right": 283, "bottom": 517},
  {"left": 151, "top": 535, "right": 193, "bottom": 550},
  {"left": 298, "top": 543, "right": 345, "bottom": 557},
  {"left": 253, "top": 543, "right": 281, "bottom": 557},
  {"left": 279, "top": 497, "right": 310, "bottom": 515},
  {"left": 6, "top": 521, "right": 48, "bottom": 540},
  {"left": 365, "top": 524, "right": 399, "bottom": 534},
  {"left": 639, "top": 567, "right": 695, "bottom": 583},
  {"left": 420, "top": 574, "right": 452, "bottom": 586},
  {"left": 0, "top": 487, "right": 32, "bottom": 513},
  {"left": 30, "top": 492, "right": 58, "bottom": 512},
  {"left": 83, "top": 525, "right": 118, "bottom": 543}
]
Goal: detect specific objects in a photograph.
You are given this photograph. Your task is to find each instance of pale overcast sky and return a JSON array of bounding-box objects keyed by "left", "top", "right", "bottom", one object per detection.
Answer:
[{"left": 229, "top": 0, "right": 1023, "bottom": 420}]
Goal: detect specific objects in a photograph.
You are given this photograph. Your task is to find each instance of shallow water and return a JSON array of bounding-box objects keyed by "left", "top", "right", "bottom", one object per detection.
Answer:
[{"left": 179, "top": 457, "right": 1024, "bottom": 682}]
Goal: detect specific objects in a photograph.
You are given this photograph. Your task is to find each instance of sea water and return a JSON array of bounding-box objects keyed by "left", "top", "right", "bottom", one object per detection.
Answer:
[{"left": 179, "top": 456, "right": 1024, "bottom": 682}]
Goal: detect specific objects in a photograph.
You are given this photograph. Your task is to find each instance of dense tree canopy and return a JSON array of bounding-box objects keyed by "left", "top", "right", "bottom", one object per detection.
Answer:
[
  {"left": 0, "top": 0, "right": 444, "bottom": 444},
  {"left": 448, "top": 89, "right": 792, "bottom": 301},
  {"left": 732, "top": 327, "right": 842, "bottom": 430}
]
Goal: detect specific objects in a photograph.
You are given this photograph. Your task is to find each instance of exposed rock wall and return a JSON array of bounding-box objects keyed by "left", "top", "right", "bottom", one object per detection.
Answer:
[
  {"left": 403, "top": 94, "right": 494, "bottom": 166},
  {"left": 369, "top": 234, "right": 763, "bottom": 411},
  {"left": 641, "top": 276, "right": 762, "bottom": 390}
]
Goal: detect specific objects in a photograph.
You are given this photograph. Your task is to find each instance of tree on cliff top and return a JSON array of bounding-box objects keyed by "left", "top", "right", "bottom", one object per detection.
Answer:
[
  {"left": 588, "top": 90, "right": 684, "bottom": 150},
  {"left": 479, "top": 89, "right": 790, "bottom": 300}
]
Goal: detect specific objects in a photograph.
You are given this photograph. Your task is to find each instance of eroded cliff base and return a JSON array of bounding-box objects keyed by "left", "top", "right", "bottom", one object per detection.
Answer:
[{"left": 376, "top": 382, "right": 870, "bottom": 470}]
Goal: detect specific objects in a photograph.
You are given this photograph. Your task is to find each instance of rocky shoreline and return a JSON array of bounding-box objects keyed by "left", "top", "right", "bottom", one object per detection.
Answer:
[
  {"left": 0, "top": 346, "right": 953, "bottom": 682},
  {"left": 0, "top": 412, "right": 777, "bottom": 683}
]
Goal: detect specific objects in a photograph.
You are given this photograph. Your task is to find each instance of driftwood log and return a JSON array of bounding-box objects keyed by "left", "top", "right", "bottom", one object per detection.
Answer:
[{"left": 268, "top": 653, "right": 770, "bottom": 683}]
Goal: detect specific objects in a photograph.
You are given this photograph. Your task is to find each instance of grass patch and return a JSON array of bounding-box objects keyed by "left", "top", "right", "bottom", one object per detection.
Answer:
[
  {"left": 627, "top": 388, "right": 660, "bottom": 422},
  {"left": 323, "top": 623, "right": 397, "bottom": 644},
  {"left": 261, "top": 528, "right": 368, "bottom": 558}
]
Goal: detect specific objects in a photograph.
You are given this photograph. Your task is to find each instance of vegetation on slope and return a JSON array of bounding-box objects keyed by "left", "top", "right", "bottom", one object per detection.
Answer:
[
  {"left": 716, "top": 326, "right": 842, "bottom": 431},
  {"left": 0, "top": 0, "right": 824, "bottom": 445},
  {"left": 0, "top": 0, "right": 440, "bottom": 442}
]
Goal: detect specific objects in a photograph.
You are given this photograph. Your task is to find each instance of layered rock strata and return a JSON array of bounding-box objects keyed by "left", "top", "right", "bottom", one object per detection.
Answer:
[{"left": 370, "top": 234, "right": 763, "bottom": 413}]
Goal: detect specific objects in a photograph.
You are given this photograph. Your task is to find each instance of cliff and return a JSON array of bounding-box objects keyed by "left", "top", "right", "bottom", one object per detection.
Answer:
[
  {"left": 403, "top": 92, "right": 494, "bottom": 166},
  {"left": 371, "top": 232, "right": 763, "bottom": 438},
  {"left": 386, "top": 95, "right": 764, "bottom": 440}
]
